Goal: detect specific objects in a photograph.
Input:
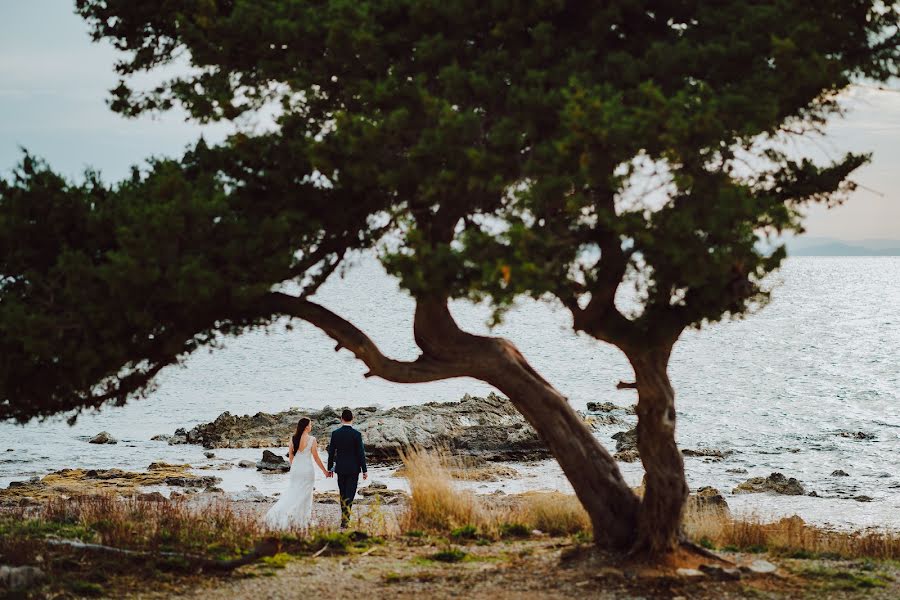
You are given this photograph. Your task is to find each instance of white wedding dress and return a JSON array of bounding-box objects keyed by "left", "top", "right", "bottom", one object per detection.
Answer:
[{"left": 264, "top": 436, "right": 316, "bottom": 530}]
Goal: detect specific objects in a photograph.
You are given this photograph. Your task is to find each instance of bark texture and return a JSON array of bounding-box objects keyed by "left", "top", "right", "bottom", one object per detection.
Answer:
[{"left": 628, "top": 347, "right": 689, "bottom": 555}]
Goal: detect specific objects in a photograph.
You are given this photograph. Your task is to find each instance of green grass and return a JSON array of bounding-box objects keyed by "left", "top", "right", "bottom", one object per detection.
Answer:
[
  {"left": 499, "top": 523, "right": 531, "bottom": 539},
  {"left": 430, "top": 548, "right": 468, "bottom": 563},
  {"left": 260, "top": 552, "right": 292, "bottom": 569},
  {"left": 68, "top": 580, "right": 104, "bottom": 596},
  {"left": 450, "top": 524, "right": 479, "bottom": 540},
  {"left": 800, "top": 566, "right": 890, "bottom": 590}
]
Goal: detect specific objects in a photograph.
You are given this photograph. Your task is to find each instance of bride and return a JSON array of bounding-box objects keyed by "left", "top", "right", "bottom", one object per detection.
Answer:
[{"left": 264, "top": 417, "right": 329, "bottom": 530}]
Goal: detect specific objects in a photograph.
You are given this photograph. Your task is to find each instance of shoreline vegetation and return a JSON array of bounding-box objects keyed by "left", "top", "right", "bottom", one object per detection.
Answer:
[{"left": 2, "top": 448, "right": 899, "bottom": 598}]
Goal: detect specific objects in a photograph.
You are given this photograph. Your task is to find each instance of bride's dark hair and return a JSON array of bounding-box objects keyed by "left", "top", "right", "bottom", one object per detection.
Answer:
[{"left": 291, "top": 418, "right": 311, "bottom": 454}]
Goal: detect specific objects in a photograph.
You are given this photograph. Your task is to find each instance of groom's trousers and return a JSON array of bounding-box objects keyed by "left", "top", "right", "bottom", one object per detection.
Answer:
[{"left": 337, "top": 473, "right": 359, "bottom": 528}]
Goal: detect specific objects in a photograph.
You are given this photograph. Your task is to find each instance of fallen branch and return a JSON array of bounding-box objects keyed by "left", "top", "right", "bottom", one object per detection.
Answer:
[
  {"left": 312, "top": 542, "right": 330, "bottom": 558},
  {"left": 616, "top": 380, "right": 638, "bottom": 390}
]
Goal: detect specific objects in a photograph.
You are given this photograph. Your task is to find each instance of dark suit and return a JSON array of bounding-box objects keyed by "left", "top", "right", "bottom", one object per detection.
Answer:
[{"left": 327, "top": 425, "right": 367, "bottom": 527}]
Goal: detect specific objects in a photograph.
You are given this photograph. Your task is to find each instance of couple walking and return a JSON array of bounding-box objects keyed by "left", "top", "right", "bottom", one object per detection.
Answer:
[{"left": 264, "top": 409, "right": 367, "bottom": 530}]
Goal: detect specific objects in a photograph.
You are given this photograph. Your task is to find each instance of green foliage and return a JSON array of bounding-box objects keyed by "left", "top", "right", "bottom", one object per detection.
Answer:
[{"left": 72, "top": 0, "right": 898, "bottom": 333}]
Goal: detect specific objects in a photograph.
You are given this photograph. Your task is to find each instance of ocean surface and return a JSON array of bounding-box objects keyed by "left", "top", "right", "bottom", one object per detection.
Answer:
[{"left": 2, "top": 256, "right": 898, "bottom": 530}]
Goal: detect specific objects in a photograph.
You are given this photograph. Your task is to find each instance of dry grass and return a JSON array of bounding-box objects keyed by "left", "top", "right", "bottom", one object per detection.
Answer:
[
  {"left": 37, "top": 494, "right": 264, "bottom": 557},
  {"left": 399, "top": 448, "right": 590, "bottom": 537},
  {"left": 399, "top": 448, "right": 900, "bottom": 560},
  {"left": 508, "top": 492, "right": 591, "bottom": 536},
  {"left": 684, "top": 507, "right": 900, "bottom": 560},
  {"left": 397, "top": 447, "right": 484, "bottom": 531}
]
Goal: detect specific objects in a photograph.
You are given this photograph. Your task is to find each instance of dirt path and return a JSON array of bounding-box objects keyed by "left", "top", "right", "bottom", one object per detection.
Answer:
[{"left": 127, "top": 537, "right": 900, "bottom": 600}]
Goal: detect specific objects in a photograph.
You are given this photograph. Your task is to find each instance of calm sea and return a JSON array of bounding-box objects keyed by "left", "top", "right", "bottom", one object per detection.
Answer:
[{"left": 2, "top": 256, "right": 898, "bottom": 530}]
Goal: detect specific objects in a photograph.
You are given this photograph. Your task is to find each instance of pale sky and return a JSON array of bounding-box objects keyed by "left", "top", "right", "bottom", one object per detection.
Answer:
[{"left": 1, "top": 2, "right": 898, "bottom": 241}]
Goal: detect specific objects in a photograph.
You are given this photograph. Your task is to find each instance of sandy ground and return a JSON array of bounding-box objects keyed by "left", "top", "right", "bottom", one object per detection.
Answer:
[{"left": 124, "top": 536, "right": 900, "bottom": 600}]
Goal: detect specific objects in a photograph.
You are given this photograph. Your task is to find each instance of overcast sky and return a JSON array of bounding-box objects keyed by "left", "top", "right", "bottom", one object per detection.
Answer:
[{"left": 2, "top": 2, "right": 898, "bottom": 241}]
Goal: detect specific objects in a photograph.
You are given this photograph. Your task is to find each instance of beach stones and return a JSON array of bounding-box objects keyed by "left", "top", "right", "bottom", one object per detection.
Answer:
[
  {"left": 687, "top": 486, "right": 730, "bottom": 517},
  {"left": 733, "top": 472, "right": 805, "bottom": 495},
  {"left": 228, "top": 485, "right": 269, "bottom": 502},
  {"left": 612, "top": 427, "right": 637, "bottom": 452},
  {"left": 237, "top": 459, "right": 256, "bottom": 468},
  {"left": 257, "top": 450, "right": 290, "bottom": 472},
  {"left": 0, "top": 565, "right": 45, "bottom": 591},
  {"left": 837, "top": 430, "right": 876, "bottom": 440},
  {"left": 89, "top": 431, "right": 117, "bottom": 444},
  {"left": 745, "top": 559, "right": 777, "bottom": 574},
  {"left": 831, "top": 469, "right": 850, "bottom": 477}
]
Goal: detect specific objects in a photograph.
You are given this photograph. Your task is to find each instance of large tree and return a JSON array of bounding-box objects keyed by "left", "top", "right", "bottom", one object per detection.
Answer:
[{"left": 2, "top": 0, "right": 897, "bottom": 555}]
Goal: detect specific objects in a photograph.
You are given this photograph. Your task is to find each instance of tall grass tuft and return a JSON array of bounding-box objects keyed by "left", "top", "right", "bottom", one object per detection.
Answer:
[
  {"left": 398, "top": 447, "right": 483, "bottom": 531},
  {"left": 683, "top": 507, "right": 900, "bottom": 560},
  {"left": 511, "top": 492, "right": 591, "bottom": 536},
  {"left": 40, "top": 494, "right": 264, "bottom": 557}
]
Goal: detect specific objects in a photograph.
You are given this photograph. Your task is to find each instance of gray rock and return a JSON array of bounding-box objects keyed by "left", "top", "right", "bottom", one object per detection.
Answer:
[
  {"left": 726, "top": 468, "right": 749, "bottom": 474},
  {"left": 0, "top": 565, "right": 45, "bottom": 591},
  {"left": 228, "top": 485, "right": 269, "bottom": 502},
  {"left": 699, "top": 564, "right": 741, "bottom": 580},
  {"left": 612, "top": 427, "right": 637, "bottom": 452},
  {"left": 257, "top": 449, "right": 290, "bottom": 472},
  {"left": 831, "top": 469, "right": 850, "bottom": 477},
  {"left": 89, "top": 431, "right": 117, "bottom": 444},
  {"left": 687, "top": 486, "right": 730, "bottom": 517},
  {"left": 614, "top": 449, "right": 641, "bottom": 463},
  {"left": 150, "top": 434, "right": 171, "bottom": 442},
  {"left": 169, "top": 393, "right": 558, "bottom": 462},
  {"left": 745, "top": 559, "right": 777, "bottom": 574},
  {"left": 164, "top": 475, "right": 222, "bottom": 488},
  {"left": 676, "top": 568, "right": 705, "bottom": 578},
  {"left": 237, "top": 459, "right": 256, "bottom": 468},
  {"left": 837, "top": 430, "right": 876, "bottom": 440},
  {"left": 586, "top": 402, "right": 620, "bottom": 413},
  {"left": 203, "top": 451, "right": 215, "bottom": 459},
  {"left": 733, "top": 472, "right": 805, "bottom": 496},
  {"left": 853, "top": 495, "right": 874, "bottom": 502},
  {"left": 682, "top": 448, "right": 733, "bottom": 461}
]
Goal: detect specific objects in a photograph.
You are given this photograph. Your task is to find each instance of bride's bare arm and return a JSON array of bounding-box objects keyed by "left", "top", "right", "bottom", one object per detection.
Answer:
[
  {"left": 311, "top": 440, "right": 328, "bottom": 475},
  {"left": 288, "top": 441, "right": 294, "bottom": 464}
]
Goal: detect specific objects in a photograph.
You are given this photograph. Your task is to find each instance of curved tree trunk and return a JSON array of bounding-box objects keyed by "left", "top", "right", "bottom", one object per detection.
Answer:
[
  {"left": 412, "top": 299, "right": 640, "bottom": 550},
  {"left": 628, "top": 347, "right": 688, "bottom": 555},
  {"left": 484, "top": 344, "right": 640, "bottom": 550}
]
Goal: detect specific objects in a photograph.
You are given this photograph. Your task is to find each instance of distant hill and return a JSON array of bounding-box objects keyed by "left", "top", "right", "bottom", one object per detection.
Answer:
[{"left": 786, "top": 237, "right": 900, "bottom": 256}]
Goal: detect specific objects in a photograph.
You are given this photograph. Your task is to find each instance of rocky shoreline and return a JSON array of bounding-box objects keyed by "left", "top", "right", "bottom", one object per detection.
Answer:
[
  {"left": 2, "top": 393, "right": 883, "bottom": 516},
  {"left": 153, "top": 393, "right": 581, "bottom": 462}
]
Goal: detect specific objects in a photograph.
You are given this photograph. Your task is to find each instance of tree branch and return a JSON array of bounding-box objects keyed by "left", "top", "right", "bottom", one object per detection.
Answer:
[{"left": 261, "top": 292, "right": 472, "bottom": 383}]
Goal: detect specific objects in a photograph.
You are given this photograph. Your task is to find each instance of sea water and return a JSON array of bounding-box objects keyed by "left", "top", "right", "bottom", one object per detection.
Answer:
[{"left": 1, "top": 256, "right": 897, "bottom": 530}]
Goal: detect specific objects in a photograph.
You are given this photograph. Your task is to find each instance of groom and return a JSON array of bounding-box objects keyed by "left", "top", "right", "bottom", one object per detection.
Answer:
[{"left": 326, "top": 409, "right": 368, "bottom": 529}]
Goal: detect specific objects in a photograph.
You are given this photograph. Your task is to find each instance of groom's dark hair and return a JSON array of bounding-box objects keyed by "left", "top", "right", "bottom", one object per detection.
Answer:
[{"left": 341, "top": 409, "right": 353, "bottom": 422}]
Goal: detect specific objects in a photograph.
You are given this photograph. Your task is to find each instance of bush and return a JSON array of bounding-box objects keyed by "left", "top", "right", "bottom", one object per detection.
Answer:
[{"left": 430, "top": 548, "right": 467, "bottom": 563}]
